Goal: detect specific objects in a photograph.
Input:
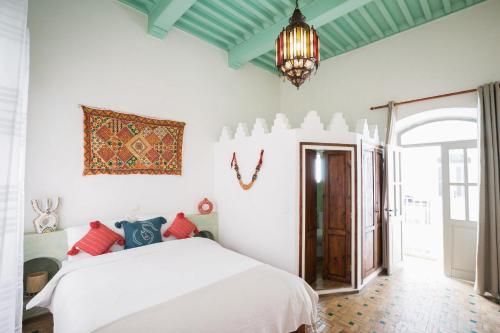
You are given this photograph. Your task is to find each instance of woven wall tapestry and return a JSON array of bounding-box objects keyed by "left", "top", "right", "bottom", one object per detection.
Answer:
[{"left": 82, "top": 106, "right": 185, "bottom": 175}]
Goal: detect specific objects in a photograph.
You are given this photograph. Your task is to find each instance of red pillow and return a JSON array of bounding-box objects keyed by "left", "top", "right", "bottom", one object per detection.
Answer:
[
  {"left": 67, "top": 221, "right": 125, "bottom": 256},
  {"left": 163, "top": 213, "right": 199, "bottom": 239}
]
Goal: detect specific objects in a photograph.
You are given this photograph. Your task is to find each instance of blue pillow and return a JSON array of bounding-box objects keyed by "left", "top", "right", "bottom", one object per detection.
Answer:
[{"left": 115, "top": 217, "right": 166, "bottom": 249}]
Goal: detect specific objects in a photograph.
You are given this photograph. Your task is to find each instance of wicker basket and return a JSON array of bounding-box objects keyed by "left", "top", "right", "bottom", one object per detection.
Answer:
[{"left": 26, "top": 271, "right": 48, "bottom": 295}]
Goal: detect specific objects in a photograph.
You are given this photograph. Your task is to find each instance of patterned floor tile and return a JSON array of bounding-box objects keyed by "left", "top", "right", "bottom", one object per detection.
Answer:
[{"left": 314, "top": 257, "right": 500, "bottom": 333}]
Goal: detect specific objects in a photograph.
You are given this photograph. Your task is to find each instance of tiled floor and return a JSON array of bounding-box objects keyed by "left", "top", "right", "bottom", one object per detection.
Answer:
[
  {"left": 314, "top": 257, "right": 500, "bottom": 333},
  {"left": 311, "top": 258, "right": 351, "bottom": 291}
]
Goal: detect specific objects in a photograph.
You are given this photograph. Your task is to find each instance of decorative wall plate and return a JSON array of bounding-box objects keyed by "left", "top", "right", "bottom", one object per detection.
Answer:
[{"left": 198, "top": 198, "right": 213, "bottom": 214}]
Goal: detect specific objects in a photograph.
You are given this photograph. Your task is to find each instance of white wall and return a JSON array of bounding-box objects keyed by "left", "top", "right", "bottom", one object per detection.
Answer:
[
  {"left": 25, "top": 0, "right": 279, "bottom": 231},
  {"left": 279, "top": 0, "right": 500, "bottom": 131},
  {"left": 215, "top": 131, "right": 298, "bottom": 273},
  {"left": 214, "top": 112, "right": 368, "bottom": 276}
]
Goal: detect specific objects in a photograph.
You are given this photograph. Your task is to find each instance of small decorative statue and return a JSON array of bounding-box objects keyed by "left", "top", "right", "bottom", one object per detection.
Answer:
[{"left": 31, "top": 197, "right": 60, "bottom": 233}]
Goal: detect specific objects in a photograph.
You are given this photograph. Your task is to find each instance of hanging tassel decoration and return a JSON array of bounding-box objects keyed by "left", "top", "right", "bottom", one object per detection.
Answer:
[{"left": 230, "top": 149, "right": 264, "bottom": 191}]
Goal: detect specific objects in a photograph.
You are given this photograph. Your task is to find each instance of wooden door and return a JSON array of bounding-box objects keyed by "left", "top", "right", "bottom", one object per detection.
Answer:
[
  {"left": 323, "top": 151, "right": 351, "bottom": 283},
  {"left": 362, "top": 147, "right": 384, "bottom": 279},
  {"left": 362, "top": 148, "right": 376, "bottom": 277},
  {"left": 374, "top": 149, "right": 384, "bottom": 270},
  {"left": 304, "top": 149, "right": 317, "bottom": 284}
]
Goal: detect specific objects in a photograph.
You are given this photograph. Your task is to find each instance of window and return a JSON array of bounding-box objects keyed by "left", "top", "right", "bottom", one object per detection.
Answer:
[
  {"left": 400, "top": 120, "right": 477, "bottom": 145},
  {"left": 447, "top": 147, "right": 478, "bottom": 222}
]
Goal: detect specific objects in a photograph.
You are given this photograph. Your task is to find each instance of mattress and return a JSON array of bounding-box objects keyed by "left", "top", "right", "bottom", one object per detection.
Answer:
[{"left": 27, "top": 237, "right": 318, "bottom": 333}]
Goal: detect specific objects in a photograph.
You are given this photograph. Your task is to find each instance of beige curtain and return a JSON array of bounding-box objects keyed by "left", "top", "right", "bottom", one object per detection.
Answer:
[
  {"left": 476, "top": 82, "right": 500, "bottom": 298},
  {"left": 382, "top": 101, "right": 397, "bottom": 269}
]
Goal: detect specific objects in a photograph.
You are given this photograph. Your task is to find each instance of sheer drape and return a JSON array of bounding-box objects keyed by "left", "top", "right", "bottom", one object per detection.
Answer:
[
  {"left": 0, "top": 0, "right": 29, "bottom": 332},
  {"left": 476, "top": 82, "right": 500, "bottom": 298}
]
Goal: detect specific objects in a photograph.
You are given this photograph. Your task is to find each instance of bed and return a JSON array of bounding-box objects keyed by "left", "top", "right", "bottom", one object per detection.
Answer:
[{"left": 26, "top": 216, "right": 318, "bottom": 333}]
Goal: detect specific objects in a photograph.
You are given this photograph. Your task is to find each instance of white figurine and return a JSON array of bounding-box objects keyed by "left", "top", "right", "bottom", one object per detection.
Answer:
[{"left": 31, "top": 197, "right": 60, "bottom": 233}]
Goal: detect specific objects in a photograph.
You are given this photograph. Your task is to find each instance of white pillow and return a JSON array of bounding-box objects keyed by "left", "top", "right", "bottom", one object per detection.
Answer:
[{"left": 65, "top": 218, "right": 125, "bottom": 262}]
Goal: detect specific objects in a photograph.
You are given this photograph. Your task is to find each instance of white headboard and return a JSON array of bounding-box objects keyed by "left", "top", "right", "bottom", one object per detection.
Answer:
[{"left": 24, "top": 213, "right": 219, "bottom": 264}]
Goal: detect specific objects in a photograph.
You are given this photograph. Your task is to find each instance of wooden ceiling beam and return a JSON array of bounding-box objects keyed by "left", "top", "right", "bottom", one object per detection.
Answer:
[
  {"left": 251, "top": 57, "right": 277, "bottom": 74},
  {"left": 396, "top": 0, "right": 416, "bottom": 27},
  {"left": 120, "top": 0, "right": 149, "bottom": 14},
  {"left": 228, "top": 0, "right": 373, "bottom": 69},
  {"left": 374, "top": 0, "right": 398, "bottom": 34},
  {"left": 329, "top": 21, "right": 357, "bottom": 49},
  {"left": 234, "top": 0, "right": 274, "bottom": 24},
  {"left": 212, "top": 0, "right": 265, "bottom": 34},
  {"left": 148, "top": 0, "right": 197, "bottom": 38},
  {"left": 185, "top": 9, "right": 243, "bottom": 44},
  {"left": 320, "top": 26, "right": 347, "bottom": 52},
  {"left": 195, "top": 1, "right": 253, "bottom": 39},
  {"left": 175, "top": 18, "right": 230, "bottom": 50},
  {"left": 359, "top": 7, "right": 384, "bottom": 39},
  {"left": 418, "top": 0, "right": 433, "bottom": 21},
  {"left": 442, "top": 0, "right": 452, "bottom": 14},
  {"left": 343, "top": 15, "right": 370, "bottom": 44}
]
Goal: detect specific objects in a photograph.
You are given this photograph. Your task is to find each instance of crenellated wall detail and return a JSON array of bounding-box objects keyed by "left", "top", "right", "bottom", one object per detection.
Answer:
[
  {"left": 234, "top": 122, "right": 249, "bottom": 139},
  {"left": 218, "top": 111, "right": 382, "bottom": 144},
  {"left": 251, "top": 118, "right": 269, "bottom": 136}
]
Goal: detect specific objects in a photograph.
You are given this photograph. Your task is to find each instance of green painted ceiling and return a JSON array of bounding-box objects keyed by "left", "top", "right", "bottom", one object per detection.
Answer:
[{"left": 120, "top": 0, "right": 485, "bottom": 74}]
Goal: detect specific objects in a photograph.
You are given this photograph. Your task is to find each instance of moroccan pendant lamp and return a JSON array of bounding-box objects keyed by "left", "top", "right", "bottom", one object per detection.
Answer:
[{"left": 275, "top": 0, "right": 320, "bottom": 89}]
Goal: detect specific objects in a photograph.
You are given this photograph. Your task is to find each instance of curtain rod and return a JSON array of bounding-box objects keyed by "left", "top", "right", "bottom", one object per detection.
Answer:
[{"left": 369, "top": 88, "right": 478, "bottom": 110}]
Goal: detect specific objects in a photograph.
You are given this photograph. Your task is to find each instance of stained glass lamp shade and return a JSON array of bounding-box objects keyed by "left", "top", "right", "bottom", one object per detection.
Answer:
[{"left": 275, "top": 1, "right": 320, "bottom": 88}]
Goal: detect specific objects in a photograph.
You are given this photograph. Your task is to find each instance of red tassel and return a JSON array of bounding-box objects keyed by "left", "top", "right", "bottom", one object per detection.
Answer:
[
  {"left": 117, "top": 238, "right": 125, "bottom": 246},
  {"left": 67, "top": 246, "right": 79, "bottom": 256},
  {"left": 90, "top": 221, "right": 101, "bottom": 229},
  {"left": 163, "top": 231, "right": 171, "bottom": 237},
  {"left": 177, "top": 212, "right": 185, "bottom": 219}
]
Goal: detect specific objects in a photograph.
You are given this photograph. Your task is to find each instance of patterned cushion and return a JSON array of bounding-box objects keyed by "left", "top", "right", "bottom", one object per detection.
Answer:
[
  {"left": 115, "top": 217, "right": 166, "bottom": 249},
  {"left": 163, "top": 213, "right": 199, "bottom": 239},
  {"left": 67, "top": 221, "right": 125, "bottom": 257}
]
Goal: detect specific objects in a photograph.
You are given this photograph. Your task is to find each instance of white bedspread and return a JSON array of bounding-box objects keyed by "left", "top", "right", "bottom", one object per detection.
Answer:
[{"left": 27, "top": 238, "right": 318, "bottom": 333}]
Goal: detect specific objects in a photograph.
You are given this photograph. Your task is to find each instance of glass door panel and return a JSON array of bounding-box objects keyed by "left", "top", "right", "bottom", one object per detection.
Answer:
[
  {"left": 449, "top": 149, "right": 465, "bottom": 183},
  {"left": 467, "top": 148, "right": 479, "bottom": 184},
  {"left": 468, "top": 185, "right": 479, "bottom": 222},
  {"left": 449, "top": 185, "right": 466, "bottom": 220}
]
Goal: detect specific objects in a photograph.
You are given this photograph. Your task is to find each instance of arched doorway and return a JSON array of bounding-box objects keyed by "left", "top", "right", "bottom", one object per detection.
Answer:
[{"left": 396, "top": 108, "right": 478, "bottom": 281}]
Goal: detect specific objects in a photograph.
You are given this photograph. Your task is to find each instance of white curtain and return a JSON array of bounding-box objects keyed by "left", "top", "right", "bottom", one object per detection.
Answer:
[{"left": 0, "top": 0, "right": 29, "bottom": 332}]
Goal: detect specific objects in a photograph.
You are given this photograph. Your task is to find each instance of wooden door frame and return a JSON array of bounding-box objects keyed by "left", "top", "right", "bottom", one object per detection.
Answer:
[
  {"left": 360, "top": 141, "right": 384, "bottom": 283},
  {"left": 299, "top": 142, "right": 358, "bottom": 292}
]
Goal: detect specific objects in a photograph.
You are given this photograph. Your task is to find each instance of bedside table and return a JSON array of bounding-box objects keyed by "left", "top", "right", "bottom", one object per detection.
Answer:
[{"left": 23, "top": 257, "right": 60, "bottom": 321}]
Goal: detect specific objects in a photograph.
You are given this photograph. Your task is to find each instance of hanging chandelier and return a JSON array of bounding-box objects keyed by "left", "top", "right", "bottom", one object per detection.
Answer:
[{"left": 275, "top": 0, "right": 320, "bottom": 89}]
